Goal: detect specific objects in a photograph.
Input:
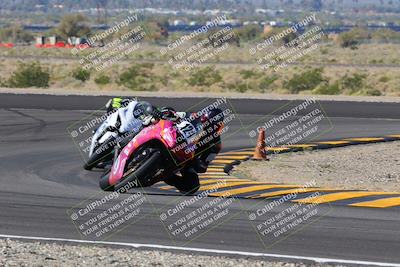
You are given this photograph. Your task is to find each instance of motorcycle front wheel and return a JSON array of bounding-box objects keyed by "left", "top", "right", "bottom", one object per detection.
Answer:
[
  {"left": 83, "top": 138, "right": 115, "bottom": 170},
  {"left": 99, "top": 148, "right": 162, "bottom": 192}
]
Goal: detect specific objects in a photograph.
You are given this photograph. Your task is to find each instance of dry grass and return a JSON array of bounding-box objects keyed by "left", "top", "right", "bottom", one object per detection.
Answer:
[{"left": 0, "top": 43, "right": 399, "bottom": 96}]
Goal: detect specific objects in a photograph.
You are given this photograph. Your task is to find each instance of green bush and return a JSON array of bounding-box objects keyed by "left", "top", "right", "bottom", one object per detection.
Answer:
[
  {"left": 72, "top": 67, "right": 91, "bottom": 82},
  {"left": 320, "top": 48, "right": 329, "bottom": 55},
  {"left": 340, "top": 73, "right": 366, "bottom": 93},
  {"left": 358, "top": 88, "right": 382, "bottom": 96},
  {"left": 187, "top": 66, "right": 222, "bottom": 87},
  {"left": 235, "top": 25, "right": 262, "bottom": 42},
  {"left": 284, "top": 68, "right": 326, "bottom": 93},
  {"left": 230, "top": 82, "right": 248, "bottom": 93},
  {"left": 239, "top": 69, "right": 260, "bottom": 79},
  {"left": 379, "top": 76, "right": 390, "bottom": 83},
  {"left": 259, "top": 75, "right": 278, "bottom": 92},
  {"left": 94, "top": 74, "right": 111, "bottom": 85},
  {"left": 371, "top": 29, "right": 400, "bottom": 43},
  {"left": 313, "top": 81, "right": 340, "bottom": 95},
  {"left": 0, "top": 77, "right": 6, "bottom": 87},
  {"left": 338, "top": 28, "right": 369, "bottom": 48},
  {"left": 7, "top": 62, "right": 49, "bottom": 88},
  {"left": 118, "top": 63, "right": 155, "bottom": 91},
  {"left": 0, "top": 26, "right": 33, "bottom": 43}
]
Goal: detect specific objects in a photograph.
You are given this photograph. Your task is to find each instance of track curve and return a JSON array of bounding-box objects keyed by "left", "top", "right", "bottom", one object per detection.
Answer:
[{"left": 1, "top": 94, "right": 400, "bottom": 264}]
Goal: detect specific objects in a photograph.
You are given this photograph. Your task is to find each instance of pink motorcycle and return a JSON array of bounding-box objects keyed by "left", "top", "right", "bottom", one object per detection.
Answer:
[{"left": 99, "top": 118, "right": 202, "bottom": 192}]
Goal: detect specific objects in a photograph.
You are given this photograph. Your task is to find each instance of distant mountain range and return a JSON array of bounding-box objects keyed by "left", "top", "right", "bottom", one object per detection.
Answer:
[{"left": 0, "top": 0, "right": 398, "bottom": 13}]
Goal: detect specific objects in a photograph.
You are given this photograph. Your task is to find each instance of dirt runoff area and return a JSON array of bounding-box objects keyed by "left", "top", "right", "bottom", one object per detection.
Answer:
[
  {"left": 0, "top": 239, "right": 345, "bottom": 267},
  {"left": 234, "top": 142, "right": 400, "bottom": 192}
]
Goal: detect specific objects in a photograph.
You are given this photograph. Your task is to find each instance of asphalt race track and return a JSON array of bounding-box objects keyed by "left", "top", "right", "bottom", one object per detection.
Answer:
[{"left": 1, "top": 93, "right": 400, "bottom": 265}]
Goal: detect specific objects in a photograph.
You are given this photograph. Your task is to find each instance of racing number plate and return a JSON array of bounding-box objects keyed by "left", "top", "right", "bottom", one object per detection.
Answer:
[{"left": 176, "top": 121, "right": 198, "bottom": 143}]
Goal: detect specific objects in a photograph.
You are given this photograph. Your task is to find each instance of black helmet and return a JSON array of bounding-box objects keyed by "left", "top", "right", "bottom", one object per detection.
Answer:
[{"left": 133, "top": 101, "right": 154, "bottom": 119}]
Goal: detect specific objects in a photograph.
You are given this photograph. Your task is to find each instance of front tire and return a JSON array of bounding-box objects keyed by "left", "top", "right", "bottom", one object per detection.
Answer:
[
  {"left": 114, "top": 150, "right": 161, "bottom": 192},
  {"left": 84, "top": 140, "right": 114, "bottom": 170},
  {"left": 100, "top": 149, "right": 162, "bottom": 192},
  {"left": 99, "top": 168, "right": 114, "bottom": 191}
]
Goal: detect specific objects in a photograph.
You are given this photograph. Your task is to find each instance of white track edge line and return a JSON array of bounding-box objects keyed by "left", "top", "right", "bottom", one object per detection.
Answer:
[{"left": 0, "top": 234, "right": 399, "bottom": 267}]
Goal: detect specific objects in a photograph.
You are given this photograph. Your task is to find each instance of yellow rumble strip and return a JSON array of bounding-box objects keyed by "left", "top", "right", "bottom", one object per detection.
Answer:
[
  {"left": 198, "top": 175, "right": 230, "bottom": 179},
  {"left": 344, "top": 138, "right": 385, "bottom": 142},
  {"left": 285, "top": 144, "right": 317, "bottom": 148},
  {"left": 211, "top": 160, "right": 237, "bottom": 165},
  {"left": 219, "top": 151, "right": 254, "bottom": 156},
  {"left": 209, "top": 184, "right": 301, "bottom": 197},
  {"left": 154, "top": 135, "right": 400, "bottom": 208},
  {"left": 215, "top": 155, "right": 250, "bottom": 160},
  {"left": 199, "top": 179, "right": 247, "bottom": 185},
  {"left": 386, "top": 134, "right": 400, "bottom": 138},
  {"left": 199, "top": 181, "right": 265, "bottom": 191},
  {"left": 317, "top": 141, "right": 350, "bottom": 145},
  {"left": 294, "top": 192, "right": 397, "bottom": 204},
  {"left": 350, "top": 197, "right": 400, "bottom": 208},
  {"left": 248, "top": 188, "right": 338, "bottom": 199}
]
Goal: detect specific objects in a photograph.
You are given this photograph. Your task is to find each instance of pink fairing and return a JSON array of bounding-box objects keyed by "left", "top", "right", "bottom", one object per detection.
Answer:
[{"left": 108, "top": 120, "right": 186, "bottom": 186}]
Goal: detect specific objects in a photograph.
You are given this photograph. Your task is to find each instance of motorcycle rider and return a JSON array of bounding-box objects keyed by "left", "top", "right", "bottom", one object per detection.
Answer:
[
  {"left": 153, "top": 108, "right": 224, "bottom": 195},
  {"left": 104, "top": 97, "right": 224, "bottom": 195},
  {"left": 102, "top": 97, "right": 172, "bottom": 138}
]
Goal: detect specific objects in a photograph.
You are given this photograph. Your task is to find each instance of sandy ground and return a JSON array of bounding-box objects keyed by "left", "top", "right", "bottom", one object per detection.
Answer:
[
  {"left": 234, "top": 142, "right": 400, "bottom": 192},
  {"left": 2, "top": 87, "right": 400, "bottom": 103},
  {"left": 0, "top": 239, "right": 345, "bottom": 267}
]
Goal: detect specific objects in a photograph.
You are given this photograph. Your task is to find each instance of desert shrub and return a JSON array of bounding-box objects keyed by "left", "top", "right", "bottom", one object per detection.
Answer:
[
  {"left": 232, "top": 82, "right": 248, "bottom": 93},
  {"left": 371, "top": 29, "right": 400, "bottom": 43},
  {"left": 337, "top": 28, "right": 369, "bottom": 48},
  {"left": 379, "top": 76, "right": 390, "bottom": 83},
  {"left": 262, "top": 27, "right": 298, "bottom": 45},
  {"left": 7, "top": 61, "right": 49, "bottom": 88},
  {"left": 320, "top": 48, "right": 329, "bottom": 55},
  {"left": 284, "top": 68, "right": 326, "bottom": 93},
  {"left": 0, "top": 77, "right": 6, "bottom": 87},
  {"left": 118, "top": 63, "right": 155, "bottom": 91},
  {"left": 239, "top": 69, "right": 260, "bottom": 79},
  {"left": 94, "top": 74, "right": 111, "bottom": 85},
  {"left": 56, "top": 14, "right": 91, "bottom": 40},
  {"left": 187, "top": 66, "right": 222, "bottom": 87},
  {"left": 340, "top": 73, "right": 366, "bottom": 93},
  {"left": 235, "top": 25, "right": 262, "bottom": 42},
  {"left": 0, "top": 26, "right": 33, "bottom": 43},
  {"left": 313, "top": 81, "right": 340, "bottom": 95},
  {"left": 72, "top": 67, "right": 91, "bottom": 82},
  {"left": 259, "top": 75, "right": 278, "bottom": 92},
  {"left": 358, "top": 88, "right": 382, "bottom": 96}
]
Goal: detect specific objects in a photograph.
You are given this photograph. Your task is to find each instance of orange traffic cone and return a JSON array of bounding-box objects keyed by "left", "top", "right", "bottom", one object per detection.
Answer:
[{"left": 252, "top": 129, "right": 268, "bottom": 160}]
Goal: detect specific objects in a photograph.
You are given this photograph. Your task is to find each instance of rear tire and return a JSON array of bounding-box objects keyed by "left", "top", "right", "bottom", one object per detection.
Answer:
[{"left": 164, "top": 169, "right": 200, "bottom": 195}]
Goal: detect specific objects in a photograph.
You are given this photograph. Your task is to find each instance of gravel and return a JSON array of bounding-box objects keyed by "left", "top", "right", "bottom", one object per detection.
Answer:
[
  {"left": 234, "top": 142, "right": 400, "bottom": 192},
  {"left": 0, "top": 238, "right": 346, "bottom": 267}
]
